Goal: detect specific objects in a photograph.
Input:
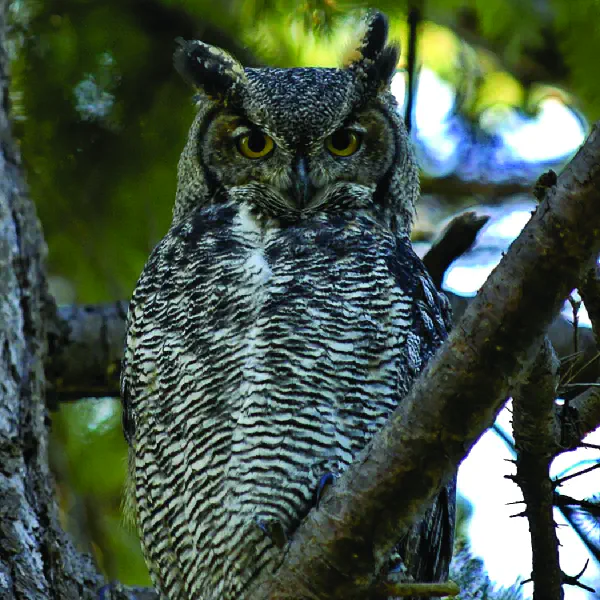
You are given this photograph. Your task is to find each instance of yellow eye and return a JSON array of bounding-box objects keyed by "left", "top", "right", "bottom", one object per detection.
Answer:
[
  {"left": 237, "top": 130, "right": 274, "bottom": 159},
  {"left": 325, "top": 129, "right": 361, "bottom": 157}
]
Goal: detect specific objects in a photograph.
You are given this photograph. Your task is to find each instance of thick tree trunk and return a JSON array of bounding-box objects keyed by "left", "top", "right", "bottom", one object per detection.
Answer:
[{"left": 0, "top": 1, "right": 103, "bottom": 597}]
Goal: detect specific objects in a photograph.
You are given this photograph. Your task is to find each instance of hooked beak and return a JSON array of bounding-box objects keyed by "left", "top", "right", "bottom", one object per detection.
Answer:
[{"left": 291, "top": 155, "right": 313, "bottom": 209}]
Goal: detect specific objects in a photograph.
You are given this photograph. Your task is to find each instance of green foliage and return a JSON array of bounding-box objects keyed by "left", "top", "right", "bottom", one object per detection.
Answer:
[
  {"left": 10, "top": 0, "right": 599, "bottom": 302},
  {"left": 50, "top": 399, "right": 151, "bottom": 585},
  {"left": 551, "top": 0, "right": 600, "bottom": 120},
  {"left": 11, "top": 0, "right": 195, "bottom": 303}
]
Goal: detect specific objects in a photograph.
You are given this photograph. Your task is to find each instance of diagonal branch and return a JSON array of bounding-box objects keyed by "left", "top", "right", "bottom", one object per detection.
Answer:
[
  {"left": 246, "top": 124, "right": 600, "bottom": 599},
  {"left": 422, "top": 211, "right": 490, "bottom": 289}
]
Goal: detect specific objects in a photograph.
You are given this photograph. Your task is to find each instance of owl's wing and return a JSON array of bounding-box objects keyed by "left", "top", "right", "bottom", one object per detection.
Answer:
[
  {"left": 121, "top": 267, "right": 187, "bottom": 599},
  {"left": 388, "top": 236, "right": 456, "bottom": 585},
  {"left": 415, "top": 478, "right": 456, "bottom": 583}
]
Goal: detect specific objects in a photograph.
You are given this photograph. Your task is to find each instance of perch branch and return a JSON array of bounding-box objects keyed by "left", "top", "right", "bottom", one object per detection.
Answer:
[{"left": 245, "top": 124, "right": 600, "bottom": 599}]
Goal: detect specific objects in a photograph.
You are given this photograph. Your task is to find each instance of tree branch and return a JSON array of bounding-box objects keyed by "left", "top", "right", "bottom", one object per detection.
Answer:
[
  {"left": 422, "top": 211, "right": 490, "bottom": 289},
  {"left": 244, "top": 124, "right": 600, "bottom": 599},
  {"left": 46, "top": 301, "right": 128, "bottom": 403},
  {"left": 420, "top": 176, "right": 532, "bottom": 200},
  {"left": 512, "top": 338, "right": 562, "bottom": 599}
]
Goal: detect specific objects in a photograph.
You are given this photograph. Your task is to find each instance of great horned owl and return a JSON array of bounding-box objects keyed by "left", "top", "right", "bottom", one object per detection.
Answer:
[{"left": 122, "top": 12, "right": 455, "bottom": 600}]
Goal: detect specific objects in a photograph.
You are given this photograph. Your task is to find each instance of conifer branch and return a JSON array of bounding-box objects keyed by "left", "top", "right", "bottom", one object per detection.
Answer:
[{"left": 512, "top": 338, "right": 562, "bottom": 600}]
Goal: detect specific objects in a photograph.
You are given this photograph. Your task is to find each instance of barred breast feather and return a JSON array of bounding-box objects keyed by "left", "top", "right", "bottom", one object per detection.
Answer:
[{"left": 122, "top": 200, "right": 452, "bottom": 600}]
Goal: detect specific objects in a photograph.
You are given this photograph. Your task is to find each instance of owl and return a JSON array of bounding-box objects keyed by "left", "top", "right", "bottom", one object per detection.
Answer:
[{"left": 121, "top": 12, "right": 455, "bottom": 600}]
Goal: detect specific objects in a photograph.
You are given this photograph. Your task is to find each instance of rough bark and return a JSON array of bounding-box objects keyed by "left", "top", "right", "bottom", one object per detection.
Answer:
[
  {"left": 0, "top": 0, "right": 104, "bottom": 596},
  {"left": 245, "top": 126, "right": 600, "bottom": 599},
  {"left": 0, "top": 5, "right": 157, "bottom": 598}
]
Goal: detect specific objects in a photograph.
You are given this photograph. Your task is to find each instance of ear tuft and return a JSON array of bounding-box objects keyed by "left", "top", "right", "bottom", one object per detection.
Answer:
[
  {"left": 344, "top": 11, "right": 399, "bottom": 92},
  {"left": 174, "top": 39, "right": 247, "bottom": 103},
  {"left": 359, "top": 11, "right": 389, "bottom": 61},
  {"left": 376, "top": 43, "right": 400, "bottom": 85}
]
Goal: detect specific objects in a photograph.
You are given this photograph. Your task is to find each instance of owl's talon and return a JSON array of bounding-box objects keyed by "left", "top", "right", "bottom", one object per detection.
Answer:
[
  {"left": 97, "top": 582, "right": 138, "bottom": 600},
  {"left": 388, "top": 556, "right": 407, "bottom": 575},
  {"left": 97, "top": 585, "right": 110, "bottom": 600},
  {"left": 315, "top": 472, "right": 336, "bottom": 509},
  {"left": 255, "top": 516, "right": 268, "bottom": 536},
  {"left": 254, "top": 516, "right": 288, "bottom": 549}
]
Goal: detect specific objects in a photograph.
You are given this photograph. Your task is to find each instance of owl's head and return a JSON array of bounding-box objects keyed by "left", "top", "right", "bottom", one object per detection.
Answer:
[{"left": 173, "top": 12, "right": 418, "bottom": 234}]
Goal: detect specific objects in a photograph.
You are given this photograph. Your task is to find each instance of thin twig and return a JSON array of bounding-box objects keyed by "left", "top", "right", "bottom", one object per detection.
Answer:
[
  {"left": 554, "top": 493, "right": 600, "bottom": 515},
  {"left": 562, "top": 560, "right": 596, "bottom": 593},
  {"left": 581, "top": 442, "right": 600, "bottom": 450},
  {"left": 553, "top": 462, "right": 600, "bottom": 487},
  {"left": 568, "top": 294, "right": 581, "bottom": 354}
]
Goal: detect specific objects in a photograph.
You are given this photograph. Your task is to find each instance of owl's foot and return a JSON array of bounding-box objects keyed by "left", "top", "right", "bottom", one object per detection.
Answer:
[
  {"left": 98, "top": 583, "right": 133, "bottom": 600},
  {"left": 255, "top": 516, "right": 288, "bottom": 549},
  {"left": 315, "top": 472, "right": 336, "bottom": 509},
  {"left": 97, "top": 582, "right": 157, "bottom": 600}
]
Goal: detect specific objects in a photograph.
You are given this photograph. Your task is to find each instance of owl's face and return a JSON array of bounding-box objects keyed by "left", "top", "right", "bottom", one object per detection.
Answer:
[
  {"left": 174, "top": 13, "right": 418, "bottom": 233},
  {"left": 200, "top": 68, "right": 397, "bottom": 217}
]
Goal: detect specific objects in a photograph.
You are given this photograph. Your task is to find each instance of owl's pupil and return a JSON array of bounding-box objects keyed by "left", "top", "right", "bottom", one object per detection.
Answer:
[
  {"left": 247, "top": 132, "right": 266, "bottom": 153},
  {"left": 331, "top": 130, "right": 351, "bottom": 150}
]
